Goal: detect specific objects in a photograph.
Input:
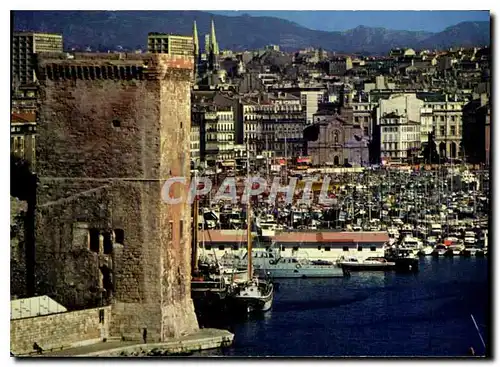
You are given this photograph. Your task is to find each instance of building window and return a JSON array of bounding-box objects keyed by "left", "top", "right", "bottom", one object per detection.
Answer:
[
  {"left": 89, "top": 229, "right": 100, "bottom": 253},
  {"left": 317, "top": 246, "right": 321, "bottom": 250},
  {"left": 232, "top": 245, "right": 239, "bottom": 250},
  {"left": 114, "top": 229, "right": 124, "bottom": 245},
  {"left": 357, "top": 246, "right": 363, "bottom": 252},
  {"left": 293, "top": 246, "right": 299, "bottom": 251},
  {"left": 205, "top": 245, "right": 212, "bottom": 250},
  {"left": 370, "top": 246, "right": 376, "bottom": 252},
  {"left": 342, "top": 246, "right": 349, "bottom": 252},
  {"left": 281, "top": 246, "right": 286, "bottom": 251},
  {"left": 440, "top": 126, "right": 445, "bottom": 136},
  {"left": 324, "top": 247, "right": 331, "bottom": 251},
  {"left": 168, "top": 221, "right": 173, "bottom": 240},
  {"left": 440, "top": 116, "right": 445, "bottom": 122},
  {"left": 103, "top": 232, "right": 113, "bottom": 254},
  {"left": 450, "top": 126, "right": 456, "bottom": 136},
  {"left": 218, "top": 245, "right": 224, "bottom": 250}
]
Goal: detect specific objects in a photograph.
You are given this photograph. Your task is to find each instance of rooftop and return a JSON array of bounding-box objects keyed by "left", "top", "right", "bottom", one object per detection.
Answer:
[{"left": 198, "top": 230, "right": 389, "bottom": 243}]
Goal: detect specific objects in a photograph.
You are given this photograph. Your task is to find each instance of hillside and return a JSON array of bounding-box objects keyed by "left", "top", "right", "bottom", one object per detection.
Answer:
[{"left": 12, "top": 11, "right": 490, "bottom": 54}]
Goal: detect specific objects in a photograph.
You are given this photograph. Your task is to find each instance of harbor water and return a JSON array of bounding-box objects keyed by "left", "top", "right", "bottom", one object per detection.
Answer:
[{"left": 194, "top": 257, "right": 489, "bottom": 357}]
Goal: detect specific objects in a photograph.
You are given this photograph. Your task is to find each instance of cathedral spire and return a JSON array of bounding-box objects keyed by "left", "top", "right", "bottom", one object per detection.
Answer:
[
  {"left": 193, "top": 20, "right": 199, "bottom": 57},
  {"left": 210, "top": 19, "right": 219, "bottom": 55}
]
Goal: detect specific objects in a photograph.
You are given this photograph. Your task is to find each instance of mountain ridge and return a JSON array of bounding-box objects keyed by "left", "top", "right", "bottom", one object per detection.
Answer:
[{"left": 12, "top": 11, "right": 490, "bottom": 54}]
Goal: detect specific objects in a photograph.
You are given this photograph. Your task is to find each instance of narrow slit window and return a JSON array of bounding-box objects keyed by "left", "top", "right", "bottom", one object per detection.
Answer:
[
  {"left": 103, "top": 232, "right": 113, "bottom": 254},
  {"left": 89, "top": 229, "right": 100, "bottom": 253},
  {"left": 168, "top": 221, "right": 173, "bottom": 240},
  {"left": 114, "top": 229, "right": 124, "bottom": 245}
]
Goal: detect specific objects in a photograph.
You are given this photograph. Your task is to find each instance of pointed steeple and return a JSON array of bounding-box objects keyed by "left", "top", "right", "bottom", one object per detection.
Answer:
[
  {"left": 193, "top": 20, "right": 199, "bottom": 57},
  {"left": 210, "top": 19, "right": 219, "bottom": 55}
]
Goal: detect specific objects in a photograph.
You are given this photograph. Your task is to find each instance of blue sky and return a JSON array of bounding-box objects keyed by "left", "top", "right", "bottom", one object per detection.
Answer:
[{"left": 209, "top": 11, "right": 490, "bottom": 32}]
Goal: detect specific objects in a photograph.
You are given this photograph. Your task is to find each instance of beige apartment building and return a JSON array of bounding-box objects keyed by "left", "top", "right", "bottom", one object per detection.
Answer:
[
  {"left": 147, "top": 33, "right": 194, "bottom": 56},
  {"left": 12, "top": 32, "right": 63, "bottom": 84}
]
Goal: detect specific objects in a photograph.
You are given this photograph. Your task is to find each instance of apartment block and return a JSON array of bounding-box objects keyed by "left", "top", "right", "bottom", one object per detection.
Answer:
[{"left": 12, "top": 32, "right": 63, "bottom": 84}]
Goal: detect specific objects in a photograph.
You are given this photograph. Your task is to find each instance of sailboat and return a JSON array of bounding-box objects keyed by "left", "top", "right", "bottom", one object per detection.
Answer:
[{"left": 229, "top": 141, "right": 274, "bottom": 313}]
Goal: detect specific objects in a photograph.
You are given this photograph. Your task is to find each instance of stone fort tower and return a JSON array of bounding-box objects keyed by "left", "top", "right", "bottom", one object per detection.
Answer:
[{"left": 34, "top": 52, "right": 198, "bottom": 341}]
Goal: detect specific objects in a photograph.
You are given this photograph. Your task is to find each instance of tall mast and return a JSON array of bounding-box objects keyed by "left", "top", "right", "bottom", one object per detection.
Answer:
[
  {"left": 246, "top": 138, "right": 253, "bottom": 279},
  {"left": 192, "top": 170, "right": 199, "bottom": 273}
]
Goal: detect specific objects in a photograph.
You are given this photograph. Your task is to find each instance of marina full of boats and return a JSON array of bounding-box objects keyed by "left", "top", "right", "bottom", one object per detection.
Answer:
[{"left": 190, "top": 165, "right": 489, "bottom": 319}]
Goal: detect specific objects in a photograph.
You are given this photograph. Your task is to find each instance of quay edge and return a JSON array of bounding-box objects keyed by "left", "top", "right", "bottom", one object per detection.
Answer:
[{"left": 29, "top": 328, "right": 234, "bottom": 357}]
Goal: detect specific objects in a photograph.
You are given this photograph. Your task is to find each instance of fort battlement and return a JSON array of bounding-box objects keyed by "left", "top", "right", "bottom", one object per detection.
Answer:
[{"left": 36, "top": 52, "right": 194, "bottom": 81}]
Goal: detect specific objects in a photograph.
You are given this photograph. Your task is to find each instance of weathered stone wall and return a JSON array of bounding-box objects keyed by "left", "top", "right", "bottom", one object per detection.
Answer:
[
  {"left": 10, "top": 306, "right": 111, "bottom": 355},
  {"left": 11, "top": 197, "right": 28, "bottom": 298},
  {"left": 35, "top": 53, "right": 198, "bottom": 342},
  {"left": 158, "top": 55, "right": 199, "bottom": 339}
]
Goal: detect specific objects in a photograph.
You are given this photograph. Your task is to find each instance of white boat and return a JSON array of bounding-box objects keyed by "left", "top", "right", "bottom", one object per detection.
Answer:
[
  {"left": 429, "top": 223, "right": 442, "bottom": 237},
  {"left": 338, "top": 257, "right": 396, "bottom": 271},
  {"left": 401, "top": 236, "right": 423, "bottom": 255},
  {"left": 236, "top": 249, "right": 346, "bottom": 278},
  {"left": 231, "top": 277, "right": 274, "bottom": 313},
  {"left": 431, "top": 244, "right": 447, "bottom": 256},
  {"left": 420, "top": 246, "right": 434, "bottom": 256},
  {"left": 228, "top": 151, "right": 274, "bottom": 313}
]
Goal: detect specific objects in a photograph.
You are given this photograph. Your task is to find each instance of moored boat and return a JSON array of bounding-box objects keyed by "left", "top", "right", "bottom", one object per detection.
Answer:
[{"left": 338, "top": 256, "right": 396, "bottom": 271}]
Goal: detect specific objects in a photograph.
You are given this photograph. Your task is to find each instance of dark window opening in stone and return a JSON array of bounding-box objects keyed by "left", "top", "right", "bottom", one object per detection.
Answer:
[
  {"left": 112, "top": 119, "right": 121, "bottom": 128},
  {"left": 293, "top": 246, "right": 299, "bottom": 251},
  {"left": 232, "top": 245, "right": 238, "bottom": 250},
  {"left": 205, "top": 245, "right": 212, "bottom": 250},
  {"left": 103, "top": 232, "right": 113, "bottom": 254},
  {"left": 100, "top": 266, "right": 113, "bottom": 294},
  {"left": 168, "top": 221, "right": 173, "bottom": 240},
  {"left": 89, "top": 229, "right": 100, "bottom": 253},
  {"left": 114, "top": 229, "right": 124, "bottom": 245},
  {"left": 324, "top": 247, "right": 331, "bottom": 251},
  {"left": 370, "top": 246, "right": 377, "bottom": 251},
  {"left": 343, "top": 246, "right": 349, "bottom": 252},
  {"left": 358, "top": 246, "right": 363, "bottom": 252},
  {"left": 218, "top": 245, "right": 224, "bottom": 250},
  {"left": 281, "top": 246, "right": 286, "bottom": 251},
  {"left": 317, "top": 246, "right": 321, "bottom": 250}
]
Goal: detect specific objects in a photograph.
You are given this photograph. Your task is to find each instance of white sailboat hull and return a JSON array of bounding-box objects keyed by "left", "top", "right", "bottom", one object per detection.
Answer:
[{"left": 254, "top": 265, "right": 345, "bottom": 278}]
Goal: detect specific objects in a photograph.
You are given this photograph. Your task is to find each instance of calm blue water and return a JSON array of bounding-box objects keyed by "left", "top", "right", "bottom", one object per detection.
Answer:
[{"left": 194, "top": 258, "right": 489, "bottom": 357}]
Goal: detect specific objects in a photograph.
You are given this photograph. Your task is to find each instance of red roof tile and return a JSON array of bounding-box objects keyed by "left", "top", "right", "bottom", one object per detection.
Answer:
[
  {"left": 198, "top": 230, "right": 389, "bottom": 244},
  {"left": 11, "top": 113, "right": 36, "bottom": 123}
]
